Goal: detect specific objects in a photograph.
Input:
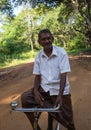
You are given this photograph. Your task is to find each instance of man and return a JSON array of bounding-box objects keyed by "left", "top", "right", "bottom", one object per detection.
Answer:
[{"left": 21, "top": 29, "right": 76, "bottom": 130}]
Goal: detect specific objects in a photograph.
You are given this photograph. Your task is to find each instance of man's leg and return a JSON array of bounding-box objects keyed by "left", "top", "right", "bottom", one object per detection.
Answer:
[
  {"left": 62, "top": 94, "right": 76, "bottom": 130},
  {"left": 49, "top": 94, "right": 76, "bottom": 130},
  {"left": 21, "top": 88, "right": 41, "bottom": 130}
]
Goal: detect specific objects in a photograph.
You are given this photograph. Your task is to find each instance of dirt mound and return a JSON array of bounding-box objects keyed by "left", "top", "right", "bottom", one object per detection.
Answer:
[{"left": 0, "top": 62, "right": 34, "bottom": 82}]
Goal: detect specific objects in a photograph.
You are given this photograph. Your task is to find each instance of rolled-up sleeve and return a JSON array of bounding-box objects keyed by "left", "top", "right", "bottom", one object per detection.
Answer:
[
  {"left": 33, "top": 55, "right": 40, "bottom": 75},
  {"left": 59, "top": 53, "right": 71, "bottom": 74}
]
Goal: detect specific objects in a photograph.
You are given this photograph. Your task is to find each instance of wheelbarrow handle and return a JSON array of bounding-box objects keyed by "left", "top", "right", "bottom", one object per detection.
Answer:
[{"left": 10, "top": 101, "right": 60, "bottom": 112}]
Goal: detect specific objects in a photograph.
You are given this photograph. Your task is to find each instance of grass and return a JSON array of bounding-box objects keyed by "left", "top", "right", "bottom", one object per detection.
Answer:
[
  {"left": 0, "top": 50, "right": 38, "bottom": 69},
  {"left": 0, "top": 47, "right": 91, "bottom": 69},
  {"left": 67, "top": 47, "right": 91, "bottom": 55}
]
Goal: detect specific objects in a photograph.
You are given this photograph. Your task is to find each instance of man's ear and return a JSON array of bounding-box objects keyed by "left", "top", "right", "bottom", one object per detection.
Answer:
[{"left": 38, "top": 39, "right": 41, "bottom": 45}]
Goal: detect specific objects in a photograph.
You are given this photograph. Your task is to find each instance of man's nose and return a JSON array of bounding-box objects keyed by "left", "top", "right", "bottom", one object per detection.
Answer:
[{"left": 45, "top": 39, "right": 49, "bottom": 43}]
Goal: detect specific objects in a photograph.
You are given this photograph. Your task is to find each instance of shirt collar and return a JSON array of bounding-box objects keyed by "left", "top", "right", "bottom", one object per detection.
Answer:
[{"left": 41, "top": 46, "right": 57, "bottom": 57}]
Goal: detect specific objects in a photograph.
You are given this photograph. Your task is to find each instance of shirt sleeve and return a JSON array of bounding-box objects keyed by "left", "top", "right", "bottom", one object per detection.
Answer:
[
  {"left": 33, "top": 54, "right": 40, "bottom": 75},
  {"left": 59, "top": 51, "right": 71, "bottom": 74}
]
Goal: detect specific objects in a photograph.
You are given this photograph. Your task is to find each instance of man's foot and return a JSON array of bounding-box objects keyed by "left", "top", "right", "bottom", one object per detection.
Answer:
[
  {"left": 33, "top": 124, "right": 41, "bottom": 130},
  {"left": 67, "top": 123, "right": 76, "bottom": 130},
  {"left": 37, "top": 125, "right": 42, "bottom": 130}
]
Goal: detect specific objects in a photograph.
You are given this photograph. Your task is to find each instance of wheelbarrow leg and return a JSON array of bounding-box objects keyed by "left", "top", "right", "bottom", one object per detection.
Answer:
[
  {"left": 47, "top": 114, "right": 53, "bottom": 130},
  {"left": 47, "top": 114, "right": 60, "bottom": 130}
]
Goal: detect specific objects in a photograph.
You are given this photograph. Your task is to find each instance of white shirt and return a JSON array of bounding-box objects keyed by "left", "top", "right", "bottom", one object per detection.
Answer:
[{"left": 33, "top": 46, "right": 71, "bottom": 96}]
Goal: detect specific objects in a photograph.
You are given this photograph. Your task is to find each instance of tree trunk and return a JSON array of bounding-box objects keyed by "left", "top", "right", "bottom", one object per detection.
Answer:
[{"left": 27, "top": 0, "right": 34, "bottom": 54}]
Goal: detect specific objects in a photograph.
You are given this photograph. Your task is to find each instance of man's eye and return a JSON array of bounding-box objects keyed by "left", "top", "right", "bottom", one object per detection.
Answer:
[
  {"left": 47, "top": 37, "right": 51, "bottom": 40},
  {"left": 41, "top": 38, "right": 45, "bottom": 41},
  {"left": 41, "top": 37, "right": 51, "bottom": 41}
]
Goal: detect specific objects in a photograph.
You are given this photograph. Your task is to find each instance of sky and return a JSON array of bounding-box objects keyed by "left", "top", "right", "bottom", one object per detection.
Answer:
[
  {"left": 14, "top": 6, "right": 23, "bottom": 15},
  {"left": 0, "top": 6, "right": 23, "bottom": 30}
]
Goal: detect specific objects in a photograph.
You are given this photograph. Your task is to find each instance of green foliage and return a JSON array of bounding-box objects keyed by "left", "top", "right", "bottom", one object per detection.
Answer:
[
  {"left": 5, "top": 41, "right": 30, "bottom": 54},
  {"left": 0, "top": 0, "right": 91, "bottom": 69},
  {"left": 0, "top": 41, "right": 30, "bottom": 68},
  {"left": 67, "top": 47, "right": 91, "bottom": 55},
  {"left": 68, "top": 33, "right": 85, "bottom": 49},
  {"left": 0, "top": 48, "right": 38, "bottom": 68},
  {"left": 0, "top": 0, "right": 15, "bottom": 18}
]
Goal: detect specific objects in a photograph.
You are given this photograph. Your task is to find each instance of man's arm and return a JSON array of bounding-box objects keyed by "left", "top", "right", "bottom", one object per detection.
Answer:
[
  {"left": 59, "top": 72, "right": 67, "bottom": 96},
  {"left": 33, "top": 75, "right": 41, "bottom": 91},
  {"left": 55, "top": 72, "right": 67, "bottom": 106},
  {"left": 33, "top": 75, "right": 44, "bottom": 106}
]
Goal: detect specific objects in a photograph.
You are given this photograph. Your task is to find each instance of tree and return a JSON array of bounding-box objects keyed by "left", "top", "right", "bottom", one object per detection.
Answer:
[
  {"left": 0, "top": 0, "right": 15, "bottom": 18},
  {"left": 1, "top": 0, "right": 91, "bottom": 49},
  {"left": 72, "top": 0, "right": 91, "bottom": 47},
  {"left": 1, "top": 5, "right": 45, "bottom": 54}
]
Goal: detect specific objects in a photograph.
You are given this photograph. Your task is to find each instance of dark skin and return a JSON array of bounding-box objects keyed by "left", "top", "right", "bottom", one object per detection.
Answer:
[{"left": 33, "top": 32, "right": 67, "bottom": 107}]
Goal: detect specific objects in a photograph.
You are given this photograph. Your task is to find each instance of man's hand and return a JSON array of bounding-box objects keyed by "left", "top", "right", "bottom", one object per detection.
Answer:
[
  {"left": 34, "top": 89, "right": 44, "bottom": 106},
  {"left": 55, "top": 72, "right": 67, "bottom": 107},
  {"left": 55, "top": 94, "right": 62, "bottom": 107}
]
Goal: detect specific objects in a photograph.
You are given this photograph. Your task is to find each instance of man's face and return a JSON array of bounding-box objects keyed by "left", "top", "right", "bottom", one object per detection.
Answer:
[{"left": 38, "top": 32, "right": 53, "bottom": 50}]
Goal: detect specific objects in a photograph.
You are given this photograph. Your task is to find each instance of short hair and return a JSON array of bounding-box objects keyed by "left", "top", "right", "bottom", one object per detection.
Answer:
[{"left": 38, "top": 29, "right": 53, "bottom": 39}]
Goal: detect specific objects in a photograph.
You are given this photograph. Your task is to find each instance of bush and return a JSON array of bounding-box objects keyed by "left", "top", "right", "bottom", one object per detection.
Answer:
[{"left": 68, "top": 34, "right": 85, "bottom": 49}]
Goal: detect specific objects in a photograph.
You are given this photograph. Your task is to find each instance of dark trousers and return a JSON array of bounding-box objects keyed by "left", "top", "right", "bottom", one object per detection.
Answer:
[{"left": 21, "top": 88, "right": 76, "bottom": 130}]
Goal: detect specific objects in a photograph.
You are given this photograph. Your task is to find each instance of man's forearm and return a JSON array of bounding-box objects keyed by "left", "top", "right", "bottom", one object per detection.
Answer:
[
  {"left": 33, "top": 75, "right": 41, "bottom": 91},
  {"left": 59, "top": 73, "right": 66, "bottom": 96}
]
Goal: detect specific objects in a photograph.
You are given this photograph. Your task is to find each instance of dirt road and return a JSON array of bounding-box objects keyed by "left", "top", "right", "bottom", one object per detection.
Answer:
[{"left": 0, "top": 54, "right": 91, "bottom": 130}]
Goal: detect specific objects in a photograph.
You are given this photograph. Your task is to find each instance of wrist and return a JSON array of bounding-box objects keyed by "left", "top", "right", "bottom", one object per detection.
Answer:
[{"left": 33, "top": 88, "right": 39, "bottom": 93}]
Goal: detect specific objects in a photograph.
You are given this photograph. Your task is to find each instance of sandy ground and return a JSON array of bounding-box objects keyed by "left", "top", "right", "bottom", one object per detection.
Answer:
[{"left": 0, "top": 54, "right": 91, "bottom": 130}]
